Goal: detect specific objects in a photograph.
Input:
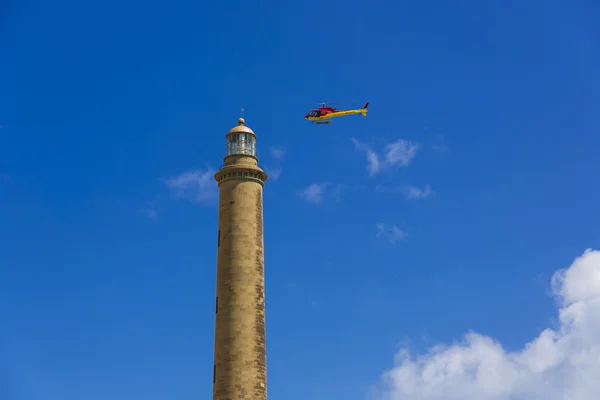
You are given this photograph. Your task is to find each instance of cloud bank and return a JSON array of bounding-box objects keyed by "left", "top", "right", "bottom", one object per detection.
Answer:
[{"left": 372, "top": 249, "right": 600, "bottom": 400}]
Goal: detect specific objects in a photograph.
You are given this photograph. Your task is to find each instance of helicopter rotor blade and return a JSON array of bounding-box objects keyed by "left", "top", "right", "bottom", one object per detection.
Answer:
[{"left": 315, "top": 100, "right": 358, "bottom": 106}]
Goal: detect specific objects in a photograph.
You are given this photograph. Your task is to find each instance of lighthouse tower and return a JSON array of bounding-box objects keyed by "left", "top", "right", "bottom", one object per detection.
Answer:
[{"left": 212, "top": 117, "right": 268, "bottom": 400}]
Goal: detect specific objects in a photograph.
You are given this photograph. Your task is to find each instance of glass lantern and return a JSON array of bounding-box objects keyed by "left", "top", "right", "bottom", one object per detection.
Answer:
[{"left": 226, "top": 132, "right": 256, "bottom": 156}]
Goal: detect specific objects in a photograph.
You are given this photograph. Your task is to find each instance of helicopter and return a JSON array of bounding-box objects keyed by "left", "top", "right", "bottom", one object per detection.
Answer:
[{"left": 304, "top": 101, "right": 369, "bottom": 124}]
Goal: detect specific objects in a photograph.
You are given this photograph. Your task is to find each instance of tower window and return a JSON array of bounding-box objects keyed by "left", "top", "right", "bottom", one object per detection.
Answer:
[
  {"left": 215, "top": 296, "right": 218, "bottom": 313},
  {"left": 218, "top": 230, "right": 220, "bottom": 247},
  {"left": 213, "top": 365, "right": 216, "bottom": 383}
]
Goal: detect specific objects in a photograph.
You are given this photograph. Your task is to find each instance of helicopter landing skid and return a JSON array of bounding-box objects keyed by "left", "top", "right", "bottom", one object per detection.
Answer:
[{"left": 313, "top": 120, "right": 332, "bottom": 125}]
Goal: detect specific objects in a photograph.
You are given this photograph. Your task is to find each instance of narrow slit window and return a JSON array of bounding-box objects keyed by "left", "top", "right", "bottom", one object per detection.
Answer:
[
  {"left": 218, "top": 230, "right": 220, "bottom": 247},
  {"left": 215, "top": 296, "right": 218, "bottom": 313},
  {"left": 213, "top": 365, "right": 216, "bottom": 383}
]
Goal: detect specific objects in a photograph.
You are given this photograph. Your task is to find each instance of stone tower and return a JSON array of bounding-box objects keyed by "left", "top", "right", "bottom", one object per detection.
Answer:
[{"left": 212, "top": 117, "right": 268, "bottom": 400}]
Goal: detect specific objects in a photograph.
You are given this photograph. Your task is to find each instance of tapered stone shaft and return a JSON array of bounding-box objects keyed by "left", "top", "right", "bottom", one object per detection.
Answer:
[{"left": 212, "top": 118, "right": 268, "bottom": 400}]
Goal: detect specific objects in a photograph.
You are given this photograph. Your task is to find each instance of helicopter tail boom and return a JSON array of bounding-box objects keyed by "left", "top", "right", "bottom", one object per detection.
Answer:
[{"left": 360, "top": 101, "right": 369, "bottom": 116}]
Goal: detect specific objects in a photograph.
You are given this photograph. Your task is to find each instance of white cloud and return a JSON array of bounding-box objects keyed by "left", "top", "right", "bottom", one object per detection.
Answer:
[
  {"left": 385, "top": 140, "right": 419, "bottom": 167},
  {"left": 376, "top": 223, "right": 407, "bottom": 244},
  {"left": 164, "top": 168, "right": 216, "bottom": 204},
  {"left": 372, "top": 249, "right": 600, "bottom": 400},
  {"left": 404, "top": 185, "right": 432, "bottom": 200},
  {"left": 270, "top": 146, "right": 285, "bottom": 160},
  {"left": 352, "top": 138, "right": 382, "bottom": 175},
  {"left": 299, "top": 183, "right": 360, "bottom": 204},
  {"left": 376, "top": 184, "right": 433, "bottom": 200},
  {"left": 352, "top": 138, "right": 419, "bottom": 176},
  {"left": 299, "top": 183, "right": 327, "bottom": 204},
  {"left": 268, "top": 167, "right": 282, "bottom": 181},
  {"left": 264, "top": 146, "right": 285, "bottom": 181}
]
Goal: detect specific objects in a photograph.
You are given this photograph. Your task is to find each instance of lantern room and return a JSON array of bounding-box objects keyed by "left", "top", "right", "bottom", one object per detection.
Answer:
[{"left": 225, "top": 118, "right": 256, "bottom": 157}]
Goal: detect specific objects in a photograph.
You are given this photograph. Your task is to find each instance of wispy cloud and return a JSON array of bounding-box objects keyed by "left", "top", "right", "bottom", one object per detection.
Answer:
[
  {"left": 404, "top": 184, "right": 432, "bottom": 199},
  {"left": 164, "top": 168, "right": 217, "bottom": 204},
  {"left": 372, "top": 248, "right": 600, "bottom": 400},
  {"left": 351, "top": 138, "right": 419, "bottom": 176},
  {"left": 264, "top": 145, "right": 285, "bottom": 181},
  {"left": 299, "top": 183, "right": 328, "bottom": 204},
  {"left": 299, "top": 183, "right": 361, "bottom": 204},
  {"left": 268, "top": 167, "right": 281, "bottom": 181},
  {"left": 351, "top": 138, "right": 382, "bottom": 175},
  {"left": 269, "top": 146, "right": 285, "bottom": 160},
  {"left": 376, "top": 223, "right": 407, "bottom": 244},
  {"left": 377, "top": 184, "right": 433, "bottom": 200}
]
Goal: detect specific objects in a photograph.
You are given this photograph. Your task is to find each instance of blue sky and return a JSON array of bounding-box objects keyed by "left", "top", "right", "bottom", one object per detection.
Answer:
[{"left": 1, "top": 1, "right": 600, "bottom": 399}]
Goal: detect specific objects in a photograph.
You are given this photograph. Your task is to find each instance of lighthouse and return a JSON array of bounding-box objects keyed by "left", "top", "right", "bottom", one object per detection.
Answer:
[{"left": 212, "top": 117, "right": 268, "bottom": 400}]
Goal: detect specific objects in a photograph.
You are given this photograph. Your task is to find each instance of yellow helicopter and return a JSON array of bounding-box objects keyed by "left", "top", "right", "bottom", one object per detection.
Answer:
[{"left": 304, "top": 101, "right": 369, "bottom": 124}]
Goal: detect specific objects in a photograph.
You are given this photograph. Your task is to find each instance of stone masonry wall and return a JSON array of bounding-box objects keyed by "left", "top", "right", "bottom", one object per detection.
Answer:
[{"left": 213, "top": 177, "right": 267, "bottom": 400}]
